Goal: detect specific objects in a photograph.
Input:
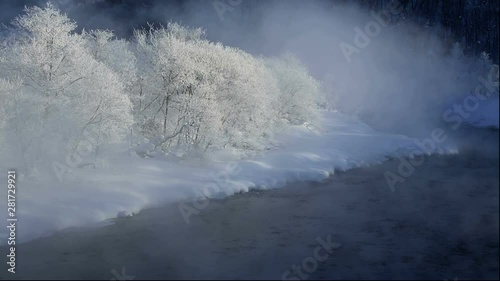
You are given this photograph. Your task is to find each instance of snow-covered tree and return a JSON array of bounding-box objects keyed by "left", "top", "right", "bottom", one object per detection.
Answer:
[
  {"left": 133, "top": 24, "right": 209, "bottom": 153},
  {"left": 0, "top": 78, "right": 19, "bottom": 142},
  {"left": 0, "top": 3, "right": 133, "bottom": 173},
  {"left": 83, "top": 29, "right": 138, "bottom": 95},
  {"left": 265, "top": 54, "right": 323, "bottom": 126},
  {"left": 203, "top": 44, "right": 281, "bottom": 151},
  {"left": 133, "top": 23, "right": 281, "bottom": 156}
]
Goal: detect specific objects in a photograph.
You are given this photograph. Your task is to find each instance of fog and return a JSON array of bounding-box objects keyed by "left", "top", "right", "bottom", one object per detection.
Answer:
[
  {"left": 51, "top": 0, "right": 497, "bottom": 138},
  {"left": 0, "top": 0, "right": 497, "bottom": 137},
  {"left": 0, "top": 2, "right": 498, "bottom": 279}
]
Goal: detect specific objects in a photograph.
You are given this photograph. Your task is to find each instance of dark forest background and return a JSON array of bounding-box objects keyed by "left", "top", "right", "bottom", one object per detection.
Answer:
[{"left": 349, "top": 0, "right": 499, "bottom": 63}]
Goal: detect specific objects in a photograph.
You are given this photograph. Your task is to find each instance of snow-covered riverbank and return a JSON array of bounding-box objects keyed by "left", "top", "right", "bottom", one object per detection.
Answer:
[{"left": 0, "top": 111, "right": 458, "bottom": 243}]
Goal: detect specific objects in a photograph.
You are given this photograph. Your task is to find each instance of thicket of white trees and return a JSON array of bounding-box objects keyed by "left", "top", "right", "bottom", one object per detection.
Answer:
[
  {"left": 265, "top": 54, "right": 324, "bottom": 126},
  {"left": 0, "top": 4, "right": 323, "bottom": 175},
  {"left": 0, "top": 4, "right": 133, "bottom": 175},
  {"left": 132, "top": 23, "right": 283, "bottom": 155}
]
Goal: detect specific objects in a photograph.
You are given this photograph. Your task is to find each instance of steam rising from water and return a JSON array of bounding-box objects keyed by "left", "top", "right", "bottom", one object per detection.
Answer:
[{"left": 1, "top": 0, "right": 498, "bottom": 137}]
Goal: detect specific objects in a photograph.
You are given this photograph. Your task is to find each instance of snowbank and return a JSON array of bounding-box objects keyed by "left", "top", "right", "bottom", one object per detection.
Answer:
[
  {"left": 0, "top": 111, "right": 457, "bottom": 243},
  {"left": 465, "top": 95, "right": 499, "bottom": 129}
]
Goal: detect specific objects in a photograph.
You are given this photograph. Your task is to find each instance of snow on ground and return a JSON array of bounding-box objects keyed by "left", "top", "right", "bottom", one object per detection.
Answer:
[
  {"left": 0, "top": 111, "right": 458, "bottom": 243},
  {"left": 465, "top": 95, "right": 499, "bottom": 129}
]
